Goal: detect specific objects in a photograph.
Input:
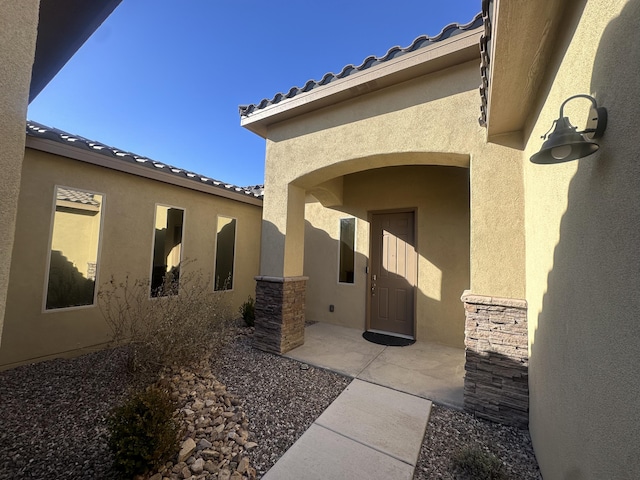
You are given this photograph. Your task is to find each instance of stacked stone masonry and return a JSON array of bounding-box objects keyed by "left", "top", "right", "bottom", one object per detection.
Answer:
[
  {"left": 253, "top": 276, "right": 307, "bottom": 354},
  {"left": 462, "top": 291, "right": 529, "bottom": 428}
]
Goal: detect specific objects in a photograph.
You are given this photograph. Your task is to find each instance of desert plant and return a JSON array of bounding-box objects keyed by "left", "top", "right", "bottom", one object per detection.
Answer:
[
  {"left": 98, "top": 264, "right": 233, "bottom": 381},
  {"left": 107, "top": 386, "right": 181, "bottom": 477},
  {"left": 239, "top": 295, "right": 255, "bottom": 327},
  {"left": 452, "top": 446, "right": 506, "bottom": 480}
]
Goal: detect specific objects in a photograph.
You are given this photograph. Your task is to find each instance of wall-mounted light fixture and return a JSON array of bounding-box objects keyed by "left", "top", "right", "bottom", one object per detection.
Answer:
[{"left": 530, "top": 94, "right": 607, "bottom": 164}]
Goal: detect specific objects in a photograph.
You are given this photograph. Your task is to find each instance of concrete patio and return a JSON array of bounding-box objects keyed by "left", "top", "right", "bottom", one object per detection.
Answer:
[{"left": 284, "top": 322, "right": 465, "bottom": 409}]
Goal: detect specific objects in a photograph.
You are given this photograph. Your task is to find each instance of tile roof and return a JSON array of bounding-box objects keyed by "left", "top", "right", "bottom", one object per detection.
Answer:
[
  {"left": 26, "top": 121, "right": 264, "bottom": 200},
  {"left": 56, "top": 186, "right": 101, "bottom": 206},
  {"left": 478, "top": 0, "right": 492, "bottom": 127},
  {"left": 239, "top": 13, "right": 483, "bottom": 117}
]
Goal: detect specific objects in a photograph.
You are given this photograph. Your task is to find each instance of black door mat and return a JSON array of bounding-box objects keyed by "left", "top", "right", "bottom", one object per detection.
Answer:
[{"left": 362, "top": 331, "right": 416, "bottom": 347}]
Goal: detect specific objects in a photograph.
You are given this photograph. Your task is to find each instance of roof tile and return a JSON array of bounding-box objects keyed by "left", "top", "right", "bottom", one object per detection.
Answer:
[
  {"left": 239, "top": 13, "right": 483, "bottom": 117},
  {"left": 26, "top": 121, "right": 264, "bottom": 200}
]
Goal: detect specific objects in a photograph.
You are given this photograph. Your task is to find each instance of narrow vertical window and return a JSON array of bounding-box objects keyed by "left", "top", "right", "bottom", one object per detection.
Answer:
[
  {"left": 339, "top": 217, "right": 356, "bottom": 284},
  {"left": 214, "top": 216, "right": 236, "bottom": 291},
  {"left": 151, "top": 205, "right": 184, "bottom": 297},
  {"left": 45, "top": 186, "right": 104, "bottom": 309}
]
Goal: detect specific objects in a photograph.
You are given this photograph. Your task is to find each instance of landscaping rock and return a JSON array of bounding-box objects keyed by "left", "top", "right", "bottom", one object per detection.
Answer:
[
  {"left": 180, "top": 465, "right": 191, "bottom": 479},
  {"left": 178, "top": 438, "right": 197, "bottom": 463},
  {"left": 144, "top": 361, "right": 259, "bottom": 479},
  {"left": 0, "top": 325, "right": 540, "bottom": 480},
  {"left": 237, "top": 457, "right": 250, "bottom": 474},
  {"left": 197, "top": 438, "right": 212, "bottom": 450},
  {"left": 191, "top": 458, "right": 204, "bottom": 474}
]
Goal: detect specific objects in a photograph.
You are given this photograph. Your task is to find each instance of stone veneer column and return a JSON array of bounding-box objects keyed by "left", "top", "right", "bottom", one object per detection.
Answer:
[
  {"left": 253, "top": 276, "right": 307, "bottom": 354},
  {"left": 462, "top": 291, "right": 529, "bottom": 428}
]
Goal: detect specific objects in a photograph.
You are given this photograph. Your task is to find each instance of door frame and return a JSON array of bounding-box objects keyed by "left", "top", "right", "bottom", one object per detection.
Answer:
[{"left": 366, "top": 207, "right": 418, "bottom": 338}]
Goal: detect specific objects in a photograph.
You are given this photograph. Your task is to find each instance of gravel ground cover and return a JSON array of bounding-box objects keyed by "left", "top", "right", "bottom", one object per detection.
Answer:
[
  {"left": 416, "top": 404, "right": 542, "bottom": 479},
  {"left": 210, "top": 332, "right": 351, "bottom": 477},
  {"left": 0, "top": 328, "right": 541, "bottom": 479},
  {"left": 0, "top": 348, "right": 132, "bottom": 480},
  {"left": 213, "top": 332, "right": 541, "bottom": 480}
]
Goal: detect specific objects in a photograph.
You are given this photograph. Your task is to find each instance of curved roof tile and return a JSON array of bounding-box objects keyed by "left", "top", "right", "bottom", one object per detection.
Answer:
[
  {"left": 56, "top": 186, "right": 100, "bottom": 206},
  {"left": 26, "top": 121, "right": 264, "bottom": 200},
  {"left": 239, "top": 13, "right": 483, "bottom": 117}
]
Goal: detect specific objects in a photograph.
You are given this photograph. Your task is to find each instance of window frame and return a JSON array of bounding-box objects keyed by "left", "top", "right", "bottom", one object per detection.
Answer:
[
  {"left": 337, "top": 216, "right": 357, "bottom": 285},
  {"left": 213, "top": 214, "right": 237, "bottom": 292},
  {"left": 149, "top": 203, "right": 186, "bottom": 298},
  {"left": 43, "top": 185, "right": 106, "bottom": 313}
]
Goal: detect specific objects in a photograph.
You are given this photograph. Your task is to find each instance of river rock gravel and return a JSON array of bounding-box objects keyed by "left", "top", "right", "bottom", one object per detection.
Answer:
[
  {"left": 210, "top": 329, "right": 351, "bottom": 478},
  {"left": 0, "top": 326, "right": 541, "bottom": 479}
]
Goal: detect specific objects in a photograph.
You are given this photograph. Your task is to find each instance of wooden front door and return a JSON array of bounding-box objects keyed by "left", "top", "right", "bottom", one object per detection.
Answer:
[{"left": 369, "top": 211, "right": 416, "bottom": 338}]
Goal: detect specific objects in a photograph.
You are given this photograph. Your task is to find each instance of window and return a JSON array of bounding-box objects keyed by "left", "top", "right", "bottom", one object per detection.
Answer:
[
  {"left": 151, "top": 205, "right": 184, "bottom": 296},
  {"left": 339, "top": 217, "right": 356, "bottom": 284},
  {"left": 214, "top": 216, "right": 236, "bottom": 291},
  {"left": 45, "top": 186, "right": 104, "bottom": 310}
]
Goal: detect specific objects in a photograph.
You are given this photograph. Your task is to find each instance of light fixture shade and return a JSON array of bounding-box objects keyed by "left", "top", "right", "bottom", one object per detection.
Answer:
[
  {"left": 530, "top": 94, "right": 607, "bottom": 164},
  {"left": 530, "top": 117, "right": 600, "bottom": 164}
]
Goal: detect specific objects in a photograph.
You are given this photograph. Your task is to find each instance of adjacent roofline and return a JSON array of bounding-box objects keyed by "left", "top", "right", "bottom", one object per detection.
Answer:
[
  {"left": 30, "top": 0, "right": 123, "bottom": 103},
  {"left": 25, "top": 121, "right": 263, "bottom": 206},
  {"left": 240, "top": 14, "right": 483, "bottom": 138},
  {"left": 478, "top": 0, "right": 492, "bottom": 127}
]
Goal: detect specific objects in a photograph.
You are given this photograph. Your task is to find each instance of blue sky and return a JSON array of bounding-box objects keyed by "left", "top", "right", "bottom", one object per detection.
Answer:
[{"left": 28, "top": 0, "right": 480, "bottom": 187}]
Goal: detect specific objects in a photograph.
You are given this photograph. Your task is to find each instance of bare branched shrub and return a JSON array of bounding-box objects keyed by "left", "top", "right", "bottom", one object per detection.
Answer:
[{"left": 98, "top": 266, "right": 233, "bottom": 382}]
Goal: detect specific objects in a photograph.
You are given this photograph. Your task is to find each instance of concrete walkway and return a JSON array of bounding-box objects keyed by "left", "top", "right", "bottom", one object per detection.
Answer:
[
  {"left": 262, "top": 323, "right": 465, "bottom": 479},
  {"left": 263, "top": 379, "right": 432, "bottom": 480}
]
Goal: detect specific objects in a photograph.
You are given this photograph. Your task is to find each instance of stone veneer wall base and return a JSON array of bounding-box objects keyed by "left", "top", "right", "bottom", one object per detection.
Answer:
[
  {"left": 462, "top": 290, "right": 529, "bottom": 428},
  {"left": 253, "top": 276, "right": 307, "bottom": 355}
]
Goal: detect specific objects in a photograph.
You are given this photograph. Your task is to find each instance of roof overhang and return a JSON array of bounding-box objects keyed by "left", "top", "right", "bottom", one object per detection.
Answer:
[
  {"left": 484, "top": 0, "right": 568, "bottom": 142},
  {"left": 29, "top": 0, "right": 123, "bottom": 103},
  {"left": 25, "top": 135, "right": 263, "bottom": 207},
  {"left": 241, "top": 27, "right": 483, "bottom": 138}
]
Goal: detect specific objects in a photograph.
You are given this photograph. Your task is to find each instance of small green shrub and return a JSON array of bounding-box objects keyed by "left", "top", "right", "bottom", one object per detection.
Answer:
[
  {"left": 239, "top": 295, "right": 255, "bottom": 327},
  {"left": 107, "top": 387, "right": 181, "bottom": 477},
  {"left": 452, "top": 446, "right": 506, "bottom": 480}
]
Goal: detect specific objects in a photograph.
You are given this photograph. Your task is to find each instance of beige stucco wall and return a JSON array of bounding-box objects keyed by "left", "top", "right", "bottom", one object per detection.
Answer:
[
  {"left": 523, "top": 0, "right": 640, "bottom": 477},
  {"left": 305, "top": 165, "right": 469, "bottom": 347},
  {"left": 0, "top": 148, "right": 262, "bottom": 368},
  {"left": 0, "top": 1, "right": 40, "bottom": 349},
  {"left": 261, "top": 59, "right": 525, "bottom": 300}
]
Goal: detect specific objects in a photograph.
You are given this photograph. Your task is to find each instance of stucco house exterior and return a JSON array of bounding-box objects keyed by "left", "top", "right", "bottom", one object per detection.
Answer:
[
  {"left": 1, "top": 0, "right": 639, "bottom": 478},
  {"left": 239, "top": 0, "right": 640, "bottom": 478},
  {"left": 0, "top": 121, "right": 262, "bottom": 368},
  {"left": 0, "top": 2, "right": 264, "bottom": 370}
]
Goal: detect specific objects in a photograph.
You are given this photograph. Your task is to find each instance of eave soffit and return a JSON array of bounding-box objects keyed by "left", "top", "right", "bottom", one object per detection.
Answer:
[{"left": 482, "top": 0, "right": 569, "bottom": 143}]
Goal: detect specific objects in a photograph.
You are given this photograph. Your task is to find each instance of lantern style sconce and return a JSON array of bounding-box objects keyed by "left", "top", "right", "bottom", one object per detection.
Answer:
[{"left": 530, "top": 94, "right": 607, "bottom": 164}]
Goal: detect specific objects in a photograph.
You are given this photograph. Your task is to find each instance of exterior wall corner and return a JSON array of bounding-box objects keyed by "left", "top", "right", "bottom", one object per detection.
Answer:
[{"left": 462, "top": 291, "right": 529, "bottom": 428}]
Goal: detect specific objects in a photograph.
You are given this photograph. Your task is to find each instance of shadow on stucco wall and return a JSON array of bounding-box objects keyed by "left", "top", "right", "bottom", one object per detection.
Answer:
[
  {"left": 302, "top": 164, "right": 469, "bottom": 347},
  {"left": 339, "top": 165, "right": 469, "bottom": 347},
  {"left": 303, "top": 219, "right": 369, "bottom": 328},
  {"left": 531, "top": 1, "right": 640, "bottom": 478}
]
